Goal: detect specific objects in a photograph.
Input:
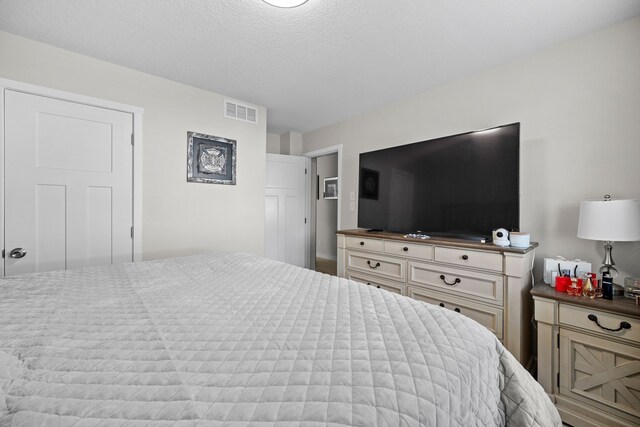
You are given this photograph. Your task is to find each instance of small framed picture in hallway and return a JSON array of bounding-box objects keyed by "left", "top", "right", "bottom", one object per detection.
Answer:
[{"left": 323, "top": 177, "right": 338, "bottom": 199}]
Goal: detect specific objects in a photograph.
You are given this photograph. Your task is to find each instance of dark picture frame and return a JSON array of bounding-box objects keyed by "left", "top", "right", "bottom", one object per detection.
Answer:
[{"left": 187, "top": 132, "right": 236, "bottom": 185}]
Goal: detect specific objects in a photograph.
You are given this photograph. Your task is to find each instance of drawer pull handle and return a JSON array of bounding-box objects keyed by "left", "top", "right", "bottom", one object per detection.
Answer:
[
  {"left": 454, "top": 308, "right": 461, "bottom": 313},
  {"left": 360, "top": 241, "right": 365, "bottom": 246},
  {"left": 461, "top": 255, "right": 469, "bottom": 260},
  {"left": 367, "top": 260, "right": 381, "bottom": 269},
  {"left": 439, "top": 303, "right": 445, "bottom": 307},
  {"left": 376, "top": 285, "right": 381, "bottom": 289},
  {"left": 587, "top": 314, "right": 631, "bottom": 332},
  {"left": 403, "top": 247, "right": 408, "bottom": 252},
  {"left": 439, "top": 274, "right": 461, "bottom": 286}
]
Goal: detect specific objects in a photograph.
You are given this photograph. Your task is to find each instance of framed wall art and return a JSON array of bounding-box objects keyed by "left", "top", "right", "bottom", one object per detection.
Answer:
[
  {"left": 323, "top": 177, "right": 338, "bottom": 199},
  {"left": 187, "top": 132, "right": 236, "bottom": 185}
]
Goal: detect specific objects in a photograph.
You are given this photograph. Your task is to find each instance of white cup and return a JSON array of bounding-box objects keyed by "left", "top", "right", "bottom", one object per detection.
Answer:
[{"left": 510, "top": 232, "right": 530, "bottom": 248}]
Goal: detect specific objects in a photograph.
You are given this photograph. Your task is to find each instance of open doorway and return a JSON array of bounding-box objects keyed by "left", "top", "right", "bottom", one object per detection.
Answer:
[
  {"left": 303, "top": 145, "right": 342, "bottom": 275},
  {"left": 313, "top": 154, "right": 338, "bottom": 275}
]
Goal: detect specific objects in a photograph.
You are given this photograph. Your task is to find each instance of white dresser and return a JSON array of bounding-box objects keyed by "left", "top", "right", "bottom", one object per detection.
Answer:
[
  {"left": 532, "top": 284, "right": 640, "bottom": 427},
  {"left": 336, "top": 229, "right": 536, "bottom": 366}
]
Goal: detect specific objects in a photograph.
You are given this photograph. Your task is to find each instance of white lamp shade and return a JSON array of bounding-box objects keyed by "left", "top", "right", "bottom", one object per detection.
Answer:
[{"left": 577, "top": 198, "right": 640, "bottom": 241}]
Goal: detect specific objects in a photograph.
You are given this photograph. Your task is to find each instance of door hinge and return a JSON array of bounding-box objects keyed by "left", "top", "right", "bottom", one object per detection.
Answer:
[
  {"left": 305, "top": 168, "right": 307, "bottom": 174},
  {"left": 131, "top": 133, "right": 134, "bottom": 146},
  {"left": 557, "top": 372, "right": 560, "bottom": 388},
  {"left": 131, "top": 226, "right": 134, "bottom": 238},
  {"left": 557, "top": 334, "right": 560, "bottom": 348},
  {"left": 1, "top": 249, "right": 4, "bottom": 259},
  {"left": 304, "top": 218, "right": 307, "bottom": 224}
]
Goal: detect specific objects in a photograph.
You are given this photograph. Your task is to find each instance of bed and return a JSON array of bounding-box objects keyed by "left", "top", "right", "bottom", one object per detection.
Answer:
[{"left": 0, "top": 252, "right": 560, "bottom": 426}]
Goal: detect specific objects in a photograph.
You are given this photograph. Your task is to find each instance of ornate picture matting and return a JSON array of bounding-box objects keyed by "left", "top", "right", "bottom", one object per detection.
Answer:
[{"left": 187, "top": 132, "right": 236, "bottom": 185}]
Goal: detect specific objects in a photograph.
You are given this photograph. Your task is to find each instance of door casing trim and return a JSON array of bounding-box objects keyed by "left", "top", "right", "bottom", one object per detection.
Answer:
[{"left": 302, "top": 144, "right": 343, "bottom": 270}]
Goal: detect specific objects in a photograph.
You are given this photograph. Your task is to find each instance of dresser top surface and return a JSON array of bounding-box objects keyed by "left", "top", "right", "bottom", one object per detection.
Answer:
[
  {"left": 337, "top": 229, "right": 537, "bottom": 254},
  {"left": 531, "top": 283, "right": 640, "bottom": 317}
]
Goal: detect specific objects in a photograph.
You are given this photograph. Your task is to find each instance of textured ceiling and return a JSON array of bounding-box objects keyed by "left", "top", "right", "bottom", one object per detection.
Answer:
[{"left": 1, "top": 1, "right": 639, "bottom": 134}]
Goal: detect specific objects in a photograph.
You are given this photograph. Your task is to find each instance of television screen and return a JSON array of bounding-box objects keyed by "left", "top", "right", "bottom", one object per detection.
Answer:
[{"left": 357, "top": 123, "right": 520, "bottom": 239}]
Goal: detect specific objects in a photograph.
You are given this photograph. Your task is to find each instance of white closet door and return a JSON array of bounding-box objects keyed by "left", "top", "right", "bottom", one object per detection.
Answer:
[
  {"left": 265, "top": 154, "right": 307, "bottom": 268},
  {"left": 4, "top": 90, "right": 133, "bottom": 275}
]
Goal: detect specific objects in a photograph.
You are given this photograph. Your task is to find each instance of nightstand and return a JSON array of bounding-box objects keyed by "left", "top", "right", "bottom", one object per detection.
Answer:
[{"left": 531, "top": 283, "right": 640, "bottom": 427}]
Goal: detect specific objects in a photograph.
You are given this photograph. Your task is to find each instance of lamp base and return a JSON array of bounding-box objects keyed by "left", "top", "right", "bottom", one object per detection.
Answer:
[{"left": 599, "top": 242, "right": 623, "bottom": 295}]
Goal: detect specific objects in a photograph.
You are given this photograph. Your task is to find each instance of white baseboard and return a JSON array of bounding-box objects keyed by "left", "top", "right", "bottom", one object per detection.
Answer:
[{"left": 316, "top": 252, "right": 337, "bottom": 261}]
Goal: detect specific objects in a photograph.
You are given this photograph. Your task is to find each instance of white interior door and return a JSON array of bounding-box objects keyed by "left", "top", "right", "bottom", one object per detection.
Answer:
[
  {"left": 265, "top": 154, "right": 307, "bottom": 268},
  {"left": 4, "top": 90, "right": 133, "bottom": 275}
]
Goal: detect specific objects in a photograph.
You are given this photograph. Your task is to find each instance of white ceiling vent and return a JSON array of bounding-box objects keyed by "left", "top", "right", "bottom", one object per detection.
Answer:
[{"left": 224, "top": 99, "right": 258, "bottom": 124}]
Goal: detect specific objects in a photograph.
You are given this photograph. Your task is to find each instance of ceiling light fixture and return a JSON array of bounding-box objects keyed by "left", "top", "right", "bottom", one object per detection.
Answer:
[{"left": 262, "top": 0, "right": 308, "bottom": 8}]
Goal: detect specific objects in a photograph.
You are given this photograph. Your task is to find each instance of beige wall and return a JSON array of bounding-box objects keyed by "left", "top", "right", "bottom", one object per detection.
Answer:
[
  {"left": 0, "top": 31, "right": 267, "bottom": 259},
  {"left": 302, "top": 17, "right": 640, "bottom": 280},
  {"left": 280, "top": 131, "right": 303, "bottom": 155},
  {"left": 316, "top": 154, "right": 338, "bottom": 260},
  {"left": 266, "top": 132, "right": 281, "bottom": 153}
]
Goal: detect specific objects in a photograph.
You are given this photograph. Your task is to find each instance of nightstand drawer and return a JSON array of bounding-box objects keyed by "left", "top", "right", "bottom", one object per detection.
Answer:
[
  {"left": 348, "top": 272, "right": 406, "bottom": 295},
  {"left": 408, "top": 287, "right": 503, "bottom": 339},
  {"left": 434, "top": 247, "right": 503, "bottom": 272},
  {"left": 408, "top": 261, "right": 504, "bottom": 306},
  {"left": 384, "top": 241, "right": 433, "bottom": 260},
  {"left": 560, "top": 328, "right": 640, "bottom": 422},
  {"left": 345, "top": 236, "right": 384, "bottom": 252},
  {"left": 559, "top": 303, "right": 640, "bottom": 342},
  {"left": 347, "top": 251, "right": 405, "bottom": 281}
]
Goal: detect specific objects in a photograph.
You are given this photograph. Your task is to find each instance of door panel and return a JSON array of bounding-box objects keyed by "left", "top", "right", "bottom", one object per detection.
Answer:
[
  {"left": 86, "top": 186, "right": 114, "bottom": 266},
  {"left": 265, "top": 154, "right": 307, "bottom": 268},
  {"left": 36, "top": 112, "right": 114, "bottom": 172},
  {"left": 4, "top": 90, "right": 133, "bottom": 275},
  {"left": 35, "top": 184, "right": 66, "bottom": 272},
  {"left": 285, "top": 194, "right": 304, "bottom": 267},
  {"left": 264, "top": 195, "right": 279, "bottom": 261}
]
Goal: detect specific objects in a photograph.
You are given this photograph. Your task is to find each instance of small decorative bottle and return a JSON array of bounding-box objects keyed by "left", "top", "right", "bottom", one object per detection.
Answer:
[
  {"left": 602, "top": 273, "right": 614, "bottom": 300},
  {"left": 593, "top": 276, "right": 603, "bottom": 298},
  {"left": 567, "top": 278, "right": 581, "bottom": 296},
  {"left": 582, "top": 274, "right": 595, "bottom": 299}
]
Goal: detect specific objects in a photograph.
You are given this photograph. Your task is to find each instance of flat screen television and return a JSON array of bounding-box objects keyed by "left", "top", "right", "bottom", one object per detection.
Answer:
[{"left": 358, "top": 123, "right": 520, "bottom": 240}]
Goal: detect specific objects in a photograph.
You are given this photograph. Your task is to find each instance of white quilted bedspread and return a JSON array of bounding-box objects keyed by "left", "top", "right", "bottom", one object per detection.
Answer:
[{"left": 0, "top": 253, "right": 560, "bottom": 426}]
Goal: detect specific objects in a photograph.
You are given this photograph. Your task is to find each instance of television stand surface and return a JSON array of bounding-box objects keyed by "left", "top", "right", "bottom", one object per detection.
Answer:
[
  {"left": 424, "top": 232, "right": 489, "bottom": 243},
  {"left": 404, "top": 233, "right": 430, "bottom": 240}
]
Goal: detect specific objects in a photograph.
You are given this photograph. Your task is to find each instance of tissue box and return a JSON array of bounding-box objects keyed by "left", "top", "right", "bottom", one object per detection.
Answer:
[{"left": 543, "top": 257, "right": 592, "bottom": 284}]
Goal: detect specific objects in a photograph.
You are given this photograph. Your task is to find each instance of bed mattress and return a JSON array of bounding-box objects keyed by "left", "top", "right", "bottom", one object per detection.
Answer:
[{"left": 0, "top": 253, "right": 560, "bottom": 426}]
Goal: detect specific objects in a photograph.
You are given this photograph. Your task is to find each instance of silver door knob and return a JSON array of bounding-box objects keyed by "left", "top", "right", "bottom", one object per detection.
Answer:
[{"left": 9, "top": 248, "right": 27, "bottom": 259}]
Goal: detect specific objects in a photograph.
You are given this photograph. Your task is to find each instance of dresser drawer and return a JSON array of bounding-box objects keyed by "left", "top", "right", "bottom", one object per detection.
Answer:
[
  {"left": 559, "top": 303, "right": 640, "bottom": 342},
  {"left": 408, "top": 287, "right": 503, "bottom": 339},
  {"left": 346, "top": 251, "right": 405, "bottom": 281},
  {"left": 384, "top": 241, "right": 433, "bottom": 260},
  {"left": 345, "top": 236, "right": 384, "bottom": 252},
  {"left": 434, "top": 246, "right": 503, "bottom": 272},
  {"left": 408, "top": 261, "right": 504, "bottom": 306},
  {"left": 348, "top": 272, "right": 406, "bottom": 295}
]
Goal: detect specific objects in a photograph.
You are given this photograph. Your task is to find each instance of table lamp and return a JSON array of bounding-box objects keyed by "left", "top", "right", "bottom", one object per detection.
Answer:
[{"left": 577, "top": 195, "right": 640, "bottom": 294}]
